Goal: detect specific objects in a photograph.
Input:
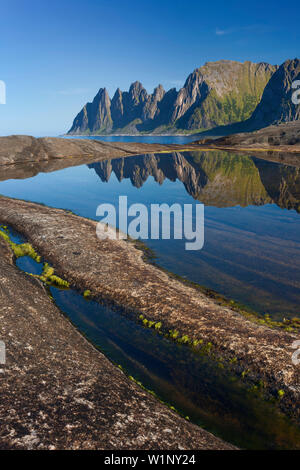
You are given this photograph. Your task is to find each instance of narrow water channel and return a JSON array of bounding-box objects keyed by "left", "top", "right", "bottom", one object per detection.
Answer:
[{"left": 5, "top": 227, "right": 300, "bottom": 450}]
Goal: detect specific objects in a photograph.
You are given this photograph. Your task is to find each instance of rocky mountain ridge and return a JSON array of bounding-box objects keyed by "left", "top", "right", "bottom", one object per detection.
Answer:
[{"left": 68, "top": 60, "right": 277, "bottom": 135}]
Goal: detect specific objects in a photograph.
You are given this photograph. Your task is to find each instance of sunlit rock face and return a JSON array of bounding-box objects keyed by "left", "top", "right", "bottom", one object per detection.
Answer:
[{"left": 68, "top": 60, "right": 276, "bottom": 135}]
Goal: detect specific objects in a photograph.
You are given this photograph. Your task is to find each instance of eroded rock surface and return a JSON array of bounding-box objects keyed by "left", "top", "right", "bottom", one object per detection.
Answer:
[
  {"left": 0, "top": 197, "right": 299, "bottom": 422},
  {"left": 0, "top": 236, "right": 234, "bottom": 450},
  {"left": 0, "top": 135, "right": 185, "bottom": 166}
]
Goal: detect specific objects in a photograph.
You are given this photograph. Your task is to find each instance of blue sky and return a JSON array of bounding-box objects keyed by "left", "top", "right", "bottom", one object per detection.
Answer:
[{"left": 0, "top": 0, "right": 299, "bottom": 136}]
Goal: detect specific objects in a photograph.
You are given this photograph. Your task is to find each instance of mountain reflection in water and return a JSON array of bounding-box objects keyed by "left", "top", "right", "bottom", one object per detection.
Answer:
[
  {"left": 87, "top": 151, "right": 300, "bottom": 318},
  {"left": 88, "top": 151, "right": 300, "bottom": 212},
  {"left": 0, "top": 150, "right": 299, "bottom": 318}
]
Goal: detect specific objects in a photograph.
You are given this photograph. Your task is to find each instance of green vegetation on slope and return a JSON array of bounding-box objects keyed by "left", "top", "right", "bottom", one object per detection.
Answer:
[{"left": 185, "top": 62, "right": 276, "bottom": 130}]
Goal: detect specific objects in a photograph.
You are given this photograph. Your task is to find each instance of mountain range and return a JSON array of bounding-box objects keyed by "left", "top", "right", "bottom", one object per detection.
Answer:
[
  {"left": 88, "top": 151, "right": 300, "bottom": 212},
  {"left": 68, "top": 59, "right": 300, "bottom": 136}
]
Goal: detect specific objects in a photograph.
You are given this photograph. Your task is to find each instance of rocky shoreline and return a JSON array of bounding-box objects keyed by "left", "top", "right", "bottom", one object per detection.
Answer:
[
  {"left": 0, "top": 135, "right": 189, "bottom": 166},
  {"left": 0, "top": 196, "right": 299, "bottom": 425},
  {"left": 0, "top": 233, "right": 235, "bottom": 450},
  {"left": 0, "top": 135, "right": 300, "bottom": 171},
  {"left": 196, "top": 121, "right": 300, "bottom": 156}
]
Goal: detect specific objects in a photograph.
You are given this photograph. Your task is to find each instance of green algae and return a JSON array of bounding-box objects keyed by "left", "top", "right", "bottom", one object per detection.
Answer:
[
  {"left": 0, "top": 226, "right": 69, "bottom": 288},
  {"left": 31, "top": 262, "right": 70, "bottom": 288},
  {"left": 0, "top": 225, "right": 41, "bottom": 262}
]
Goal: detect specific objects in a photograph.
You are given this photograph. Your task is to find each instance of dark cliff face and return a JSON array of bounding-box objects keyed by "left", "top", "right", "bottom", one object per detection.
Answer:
[
  {"left": 110, "top": 88, "right": 123, "bottom": 124},
  {"left": 142, "top": 84, "right": 165, "bottom": 121},
  {"left": 249, "top": 59, "right": 300, "bottom": 128},
  {"left": 110, "top": 82, "right": 161, "bottom": 130},
  {"left": 69, "top": 88, "right": 112, "bottom": 134},
  {"left": 169, "top": 70, "right": 209, "bottom": 123},
  {"left": 68, "top": 60, "right": 278, "bottom": 135}
]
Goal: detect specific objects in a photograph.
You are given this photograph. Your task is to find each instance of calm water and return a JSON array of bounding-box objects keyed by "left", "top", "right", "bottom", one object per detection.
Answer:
[
  {"left": 2, "top": 148, "right": 300, "bottom": 449},
  {"left": 1, "top": 149, "right": 300, "bottom": 318},
  {"left": 11, "top": 246, "right": 300, "bottom": 450},
  {"left": 63, "top": 134, "right": 199, "bottom": 145}
]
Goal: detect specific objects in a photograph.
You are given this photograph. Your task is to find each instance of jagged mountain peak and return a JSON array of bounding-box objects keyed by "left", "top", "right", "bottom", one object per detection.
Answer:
[
  {"left": 95, "top": 87, "right": 110, "bottom": 102},
  {"left": 129, "top": 80, "right": 144, "bottom": 90},
  {"left": 96, "top": 86, "right": 107, "bottom": 94},
  {"left": 129, "top": 81, "right": 147, "bottom": 96},
  {"left": 113, "top": 87, "right": 122, "bottom": 97},
  {"left": 153, "top": 84, "right": 165, "bottom": 96},
  {"left": 68, "top": 59, "right": 283, "bottom": 135}
]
